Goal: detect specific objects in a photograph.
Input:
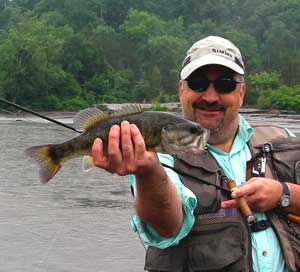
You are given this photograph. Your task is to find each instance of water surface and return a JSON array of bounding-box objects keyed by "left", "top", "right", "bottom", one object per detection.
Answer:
[{"left": 0, "top": 120, "right": 145, "bottom": 272}]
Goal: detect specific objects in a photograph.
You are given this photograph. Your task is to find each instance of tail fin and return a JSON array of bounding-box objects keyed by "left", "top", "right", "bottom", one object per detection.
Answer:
[{"left": 25, "top": 145, "right": 62, "bottom": 183}]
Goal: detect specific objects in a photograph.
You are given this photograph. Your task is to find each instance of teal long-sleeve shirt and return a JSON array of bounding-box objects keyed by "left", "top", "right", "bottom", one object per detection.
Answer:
[{"left": 129, "top": 115, "right": 288, "bottom": 272}]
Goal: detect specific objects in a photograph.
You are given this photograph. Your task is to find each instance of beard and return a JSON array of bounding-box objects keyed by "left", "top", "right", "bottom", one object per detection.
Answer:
[{"left": 192, "top": 101, "right": 239, "bottom": 145}]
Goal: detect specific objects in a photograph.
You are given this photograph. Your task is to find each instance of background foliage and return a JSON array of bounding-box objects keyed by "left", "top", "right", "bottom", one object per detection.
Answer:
[{"left": 0, "top": 0, "right": 300, "bottom": 111}]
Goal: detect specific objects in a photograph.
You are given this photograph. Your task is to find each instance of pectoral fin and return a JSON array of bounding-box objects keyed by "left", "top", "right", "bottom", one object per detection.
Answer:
[{"left": 82, "top": 155, "right": 95, "bottom": 172}]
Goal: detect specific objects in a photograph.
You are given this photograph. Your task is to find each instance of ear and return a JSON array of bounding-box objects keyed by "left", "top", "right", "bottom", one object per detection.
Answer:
[
  {"left": 239, "top": 83, "right": 246, "bottom": 107},
  {"left": 178, "top": 80, "right": 184, "bottom": 98}
]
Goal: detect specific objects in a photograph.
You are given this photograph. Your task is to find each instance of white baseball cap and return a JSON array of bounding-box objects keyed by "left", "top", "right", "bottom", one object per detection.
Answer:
[{"left": 180, "top": 36, "right": 245, "bottom": 79}]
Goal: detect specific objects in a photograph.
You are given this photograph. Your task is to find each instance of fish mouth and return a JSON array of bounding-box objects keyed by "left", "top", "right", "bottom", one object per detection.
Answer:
[
  {"left": 197, "top": 129, "right": 210, "bottom": 151},
  {"left": 180, "top": 128, "right": 210, "bottom": 154}
]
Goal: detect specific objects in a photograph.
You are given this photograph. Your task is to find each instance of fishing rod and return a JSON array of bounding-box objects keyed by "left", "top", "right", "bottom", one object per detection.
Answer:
[{"left": 0, "top": 98, "right": 81, "bottom": 133}]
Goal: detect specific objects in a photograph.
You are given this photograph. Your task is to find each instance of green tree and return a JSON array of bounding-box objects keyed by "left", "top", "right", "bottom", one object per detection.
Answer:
[
  {"left": 0, "top": 15, "right": 83, "bottom": 110},
  {"left": 262, "top": 20, "right": 300, "bottom": 85},
  {"left": 224, "top": 30, "right": 262, "bottom": 74},
  {"left": 84, "top": 69, "right": 132, "bottom": 103},
  {"left": 33, "top": 0, "right": 104, "bottom": 30},
  {"left": 0, "top": 1, "right": 23, "bottom": 36},
  {"left": 121, "top": 9, "right": 187, "bottom": 98},
  {"left": 145, "top": 35, "right": 187, "bottom": 94},
  {"left": 92, "top": 24, "right": 139, "bottom": 72},
  {"left": 257, "top": 86, "right": 300, "bottom": 112},
  {"left": 246, "top": 71, "right": 280, "bottom": 105},
  {"left": 121, "top": 9, "right": 165, "bottom": 47},
  {"left": 2, "top": 0, "right": 300, "bottom": 110}
]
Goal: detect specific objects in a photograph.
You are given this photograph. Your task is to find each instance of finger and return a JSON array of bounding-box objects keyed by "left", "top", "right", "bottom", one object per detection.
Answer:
[
  {"left": 221, "top": 200, "right": 238, "bottom": 209},
  {"left": 231, "top": 183, "right": 257, "bottom": 198},
  {"left": 130, "top": 124, "right": 146, "bottom": 159},
  {"left": 107, "top": 125, "right": 123, "bottom": 167},
  {"left": 243, "top": 194, "right": 256, "bottom": 209},
  {"left": 121, "top": 121, "right": 134, "bottom": 164},
  {"left": 92, "top": 138, "right": 109, "bottom": 168}
]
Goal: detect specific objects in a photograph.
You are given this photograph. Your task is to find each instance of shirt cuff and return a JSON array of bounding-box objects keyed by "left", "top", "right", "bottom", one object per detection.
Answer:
[{"left": 130, "top": 155, "right": 197, "bottom": 249}]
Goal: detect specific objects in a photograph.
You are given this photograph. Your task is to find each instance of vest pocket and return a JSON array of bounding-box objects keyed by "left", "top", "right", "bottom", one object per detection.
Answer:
[
  {"left": 188, "top": 221, "right": 246, "bottom": 271},
  {"left": 144, "top": 220, "right": 248, "bottom": 272},
  {"left": 145, "top": 245, "right": 187, "bottom": 272}
]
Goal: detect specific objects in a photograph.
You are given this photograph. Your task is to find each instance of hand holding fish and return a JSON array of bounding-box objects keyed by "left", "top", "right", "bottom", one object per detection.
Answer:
[
  {"left": 92, "top": 121, "right": 159, "bottom": 176},
  {"left": 92, "top": 120, "right": 184, "bottom": 237}
]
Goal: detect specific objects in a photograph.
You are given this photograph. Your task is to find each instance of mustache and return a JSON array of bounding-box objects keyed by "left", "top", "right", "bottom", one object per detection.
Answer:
[{"left": 193, "top": 101, "right": 226, "bottom": 111}]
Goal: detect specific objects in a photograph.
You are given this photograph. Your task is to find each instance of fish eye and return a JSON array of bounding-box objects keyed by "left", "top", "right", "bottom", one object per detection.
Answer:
[{"left": 189, "top": 126, "right": 199, "bottom": 134}]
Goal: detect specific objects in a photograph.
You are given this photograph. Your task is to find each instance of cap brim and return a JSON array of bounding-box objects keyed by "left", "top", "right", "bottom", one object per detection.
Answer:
[{"left": 180, "top": 54, "right": 244, "bottom": 79}]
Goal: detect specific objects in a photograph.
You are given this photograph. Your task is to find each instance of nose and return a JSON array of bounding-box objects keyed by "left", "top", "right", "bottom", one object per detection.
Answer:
[{"left": 202, "top": 82, "right": 219, "bottom": 103}]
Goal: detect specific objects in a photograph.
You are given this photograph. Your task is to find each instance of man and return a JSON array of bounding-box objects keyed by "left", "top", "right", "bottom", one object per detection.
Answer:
[{"left": 92, "top": 36, "right": 300, "bottom": 271}]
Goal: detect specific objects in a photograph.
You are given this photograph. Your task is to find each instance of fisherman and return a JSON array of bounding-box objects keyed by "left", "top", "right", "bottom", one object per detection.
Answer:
[{"left": 91, "top": 36, "right": 300, "bottom": 271}]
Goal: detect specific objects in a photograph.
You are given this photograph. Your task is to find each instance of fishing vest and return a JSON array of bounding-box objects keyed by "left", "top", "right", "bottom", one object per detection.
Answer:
[{"left": 144, "top": 125, "right": 300, "bottom": 272}]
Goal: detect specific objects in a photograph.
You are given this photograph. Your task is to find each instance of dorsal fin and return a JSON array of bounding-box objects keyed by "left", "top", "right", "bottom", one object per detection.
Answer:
[{"left": 73, "top": 104, "right": 143, "bottom": 132}]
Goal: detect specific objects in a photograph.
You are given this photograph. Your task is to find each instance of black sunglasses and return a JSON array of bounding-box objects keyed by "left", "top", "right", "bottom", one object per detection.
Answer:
[{"left": 186, "top": 75, "right": 244, "bottom": 94}]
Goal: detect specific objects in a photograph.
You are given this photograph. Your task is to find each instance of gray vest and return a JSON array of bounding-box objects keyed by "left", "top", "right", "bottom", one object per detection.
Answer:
[{"left": 144, "top": 126, "right": 300, "bottom": 272}]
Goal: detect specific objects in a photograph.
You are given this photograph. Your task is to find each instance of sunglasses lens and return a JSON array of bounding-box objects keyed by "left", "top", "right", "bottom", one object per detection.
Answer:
[
  {"left": 187, "top": 77, "right": 209, "bottom": 92},
  {"left": 186, "top": 73, "right": 240, "bottom": 94},
  {"left": 214, "top": 78, "right": 236, "bottom": 93}
]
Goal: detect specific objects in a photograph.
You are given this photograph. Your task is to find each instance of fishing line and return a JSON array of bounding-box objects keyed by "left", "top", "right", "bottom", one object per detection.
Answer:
[
  {"left": 0, "top": 108, "right": 13, "bottom": 114},
  {"left": 161, "top": 162, "right": 230, "bottom": 194},
  {"left": 131, "top": 215, "right": 147, "bottom": 251},
  {"left": 33, "top": 176, "right": 80, "bottom": 271},
  {"left": 0, "top": 98, "right": 81, "bottom": 133},
  {"left": 125, "top": 185, "right": 147, "bottom": 251},
  {"left": 34, "top": 221, "right": 65, "bottom": 271}
]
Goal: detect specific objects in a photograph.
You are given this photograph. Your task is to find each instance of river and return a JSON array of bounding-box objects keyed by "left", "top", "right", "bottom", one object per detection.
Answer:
[{"left": 0, "top": 111, "right": 299, "bottom": 272}]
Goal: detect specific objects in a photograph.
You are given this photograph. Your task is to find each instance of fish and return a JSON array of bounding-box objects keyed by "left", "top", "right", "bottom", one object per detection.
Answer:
[{"left": 25, "top": 104, "right": 209, "bottom": 183}]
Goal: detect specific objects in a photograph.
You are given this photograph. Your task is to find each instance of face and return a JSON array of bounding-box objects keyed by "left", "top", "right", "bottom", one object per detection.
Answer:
[{"left": 178, "top": 65, "right": 245, "bottom": 145}]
